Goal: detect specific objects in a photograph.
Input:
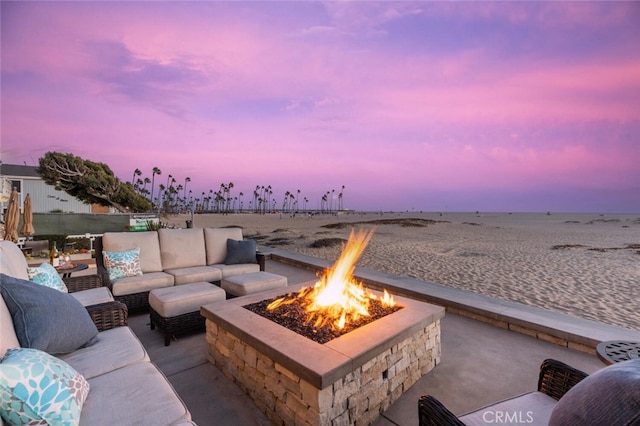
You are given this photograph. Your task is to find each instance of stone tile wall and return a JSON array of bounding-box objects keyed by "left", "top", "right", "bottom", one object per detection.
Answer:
[{"left": 206, "top": 320, "right": 441, "bottom": 426}]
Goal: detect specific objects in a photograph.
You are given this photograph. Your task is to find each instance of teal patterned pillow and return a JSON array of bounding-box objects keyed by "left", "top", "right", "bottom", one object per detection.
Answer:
[
  {"left": 26, "top": 262, "right": 68, "bottom": 293},
  {"left": 0, "top": 348, "right": 90, "bottom": 426},
  {"left": 103, "top": 248, "right": 143, "bottom": 281}
]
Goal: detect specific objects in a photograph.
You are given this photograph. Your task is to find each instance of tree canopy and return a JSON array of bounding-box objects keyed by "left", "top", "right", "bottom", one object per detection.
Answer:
[{"left": 38, "top": 152, "right": 151, "bottom": 213}]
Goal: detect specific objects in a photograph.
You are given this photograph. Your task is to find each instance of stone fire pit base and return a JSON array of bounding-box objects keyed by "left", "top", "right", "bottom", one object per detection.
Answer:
[{"left": 202, "top": 282, "right": 444, "bottom": 426}]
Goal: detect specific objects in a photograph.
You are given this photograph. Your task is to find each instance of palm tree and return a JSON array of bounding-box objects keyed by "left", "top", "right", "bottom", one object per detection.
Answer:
[
  {"left": 142, "top": 177, "right": 151, "bottom": 194},
  {"left": 131, "top": 168, "right": 142, "bottom": 189},
  {"left": 183, "top": 177, "right": 191, "bottom": 201},
  {"left": 150, "top": 167, "right": 161, "bottom": 209}
]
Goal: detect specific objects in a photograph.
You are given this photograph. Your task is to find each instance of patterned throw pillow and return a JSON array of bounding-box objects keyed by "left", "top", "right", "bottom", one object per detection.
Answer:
[
  {"left": 0, "top": 348, "right": 90, "bottom": 426},
  {"left": 103, "top": 248, "right": 143, "bottom": 281},
  {"left": 26, "top": 262, "right": 68, "bottom": 293}
]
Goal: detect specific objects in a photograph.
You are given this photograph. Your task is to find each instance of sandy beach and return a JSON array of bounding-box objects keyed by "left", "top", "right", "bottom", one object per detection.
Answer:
[{"left": 164, "top": 211, "right": 640, "bottom": 332}]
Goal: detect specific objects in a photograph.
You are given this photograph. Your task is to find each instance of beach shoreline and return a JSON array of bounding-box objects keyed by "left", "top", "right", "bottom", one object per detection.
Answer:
[{"left": 163, "top": 211, "right": 640, "bottom": 332}]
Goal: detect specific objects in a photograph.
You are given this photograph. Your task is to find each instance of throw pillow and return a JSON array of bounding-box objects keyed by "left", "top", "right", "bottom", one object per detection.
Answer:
[
  {"left": 549, "top": 358, "right": 640, "bottom": 426},
  {"left": 26, "top": 262, "right": 68, "bottom": 293},
  {"left": 103, "top": 247, "right": 143, "bottom": 281},
  {"left": 0, "top": 348, "right": 90, "bottom": 426},
  {"left": 0, "top": 273, "right": 98, "bottom": 354},
  {"left": 225, "top": 239, "right": 257, "bottom": 265}
]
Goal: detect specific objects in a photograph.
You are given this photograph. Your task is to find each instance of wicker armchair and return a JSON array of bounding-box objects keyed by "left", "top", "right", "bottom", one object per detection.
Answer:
[
  {"left": 64, "top": 273, "right": 128, "bottom": 332},
  {"left": 418, "top": 359, "right": 589, "bottom": 426}
]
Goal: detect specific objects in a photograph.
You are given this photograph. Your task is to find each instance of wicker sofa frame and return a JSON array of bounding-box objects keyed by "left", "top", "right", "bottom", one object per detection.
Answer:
[
  {"left": 418, "top": 358, "right": 589, "bottom": 426},
  {"left": 63, "top": 272, "right": 129, "bottom": 331}
]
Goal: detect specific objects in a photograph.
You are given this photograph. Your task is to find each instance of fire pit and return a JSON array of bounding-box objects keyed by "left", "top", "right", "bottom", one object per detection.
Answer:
[{"left": 202, "top": 230, "right": 445, "bottom": 425}]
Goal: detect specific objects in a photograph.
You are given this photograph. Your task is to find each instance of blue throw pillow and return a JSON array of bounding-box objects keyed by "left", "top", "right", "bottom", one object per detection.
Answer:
[
  {"left": 26, "top": 262, "right": 68, "bottom": 292},
  {"left": 0, "top": 348, "right": 90, "bottom": 426},
  {"left": 549, "top": 358, "right": 640, "bottom": 426},
  {"left": 225, "top": 239, "right": 257, "bottom": 265},
  {"left": 102, "top": 247, "right": 143, "bottom": 281},
  {"left": 0, "top": 273, "right": 98, "bottom": 354}
]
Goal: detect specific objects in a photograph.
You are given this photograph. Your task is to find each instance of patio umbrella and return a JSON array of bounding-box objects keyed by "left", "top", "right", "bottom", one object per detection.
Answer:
[
  {"left": 20, "top": 193, "right": 35, "bottom": 237},
  {"left": 4, "top": 188, "right": 19, "bottom": 243}
]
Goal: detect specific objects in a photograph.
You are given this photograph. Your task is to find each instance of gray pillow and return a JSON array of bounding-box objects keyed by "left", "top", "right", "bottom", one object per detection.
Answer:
[
  {"left": 0, "top": 273, "right": 98, "bottom": 354},
  {"left": 549, "top": 358, "right": 640, "bottom": 426},
  {"left": 225, "top": 239, "right": 257, "bottom": 265}
]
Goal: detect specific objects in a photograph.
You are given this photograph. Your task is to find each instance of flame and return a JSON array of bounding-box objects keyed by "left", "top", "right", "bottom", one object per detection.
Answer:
[{"left": 268, "top": 228, "right": 396, "bottom": 330}]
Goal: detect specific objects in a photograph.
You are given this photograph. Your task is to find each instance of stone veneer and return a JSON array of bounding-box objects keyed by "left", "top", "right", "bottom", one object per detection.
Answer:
[{"left": 202, "top": 282, "right": 444, "bottom": 426}]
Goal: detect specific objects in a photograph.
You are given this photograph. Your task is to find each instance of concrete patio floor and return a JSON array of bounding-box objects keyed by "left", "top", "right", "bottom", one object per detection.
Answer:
[{"left": 125, "top": 258, "right": 610, "bottom": 426}]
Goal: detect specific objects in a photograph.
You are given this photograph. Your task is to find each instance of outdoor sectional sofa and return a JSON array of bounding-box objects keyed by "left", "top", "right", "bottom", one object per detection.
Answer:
[
  {"left": 96, "top": 227, "right": 263, "bottom": 312},
  {"left": 0, "top": 240, "right": 195, "bottom": 425}
]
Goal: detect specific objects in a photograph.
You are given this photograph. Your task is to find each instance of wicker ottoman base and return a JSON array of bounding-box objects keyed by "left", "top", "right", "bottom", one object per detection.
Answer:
[
  {"left": 149, "top": 282, "right": 226, "bottom": 346},
  {"left": 150, "top": 309, "right": 205, "bottom": 346}
]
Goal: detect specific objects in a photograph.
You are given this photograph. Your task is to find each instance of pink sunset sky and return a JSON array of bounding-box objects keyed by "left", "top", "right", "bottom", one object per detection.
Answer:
[{"left": 2, "top": 1, "right": 639, "bottom": 213}]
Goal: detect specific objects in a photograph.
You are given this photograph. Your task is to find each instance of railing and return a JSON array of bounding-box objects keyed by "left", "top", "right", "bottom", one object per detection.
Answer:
[{"left": 17, "top": 233, "right": 103, "bottom": 255}]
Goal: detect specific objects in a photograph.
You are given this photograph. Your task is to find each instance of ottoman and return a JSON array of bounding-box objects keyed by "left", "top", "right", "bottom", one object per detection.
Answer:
[
  {"left": 149, "top": 282, "right": 226, "bottom": 346},
  {"left": 221, "top": 271, "right": 288, "bottom": 297}
]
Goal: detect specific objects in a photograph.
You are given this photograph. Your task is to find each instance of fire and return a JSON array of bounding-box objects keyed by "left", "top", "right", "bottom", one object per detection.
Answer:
[{"left": 267, "top": 229, "right": 396, "bottom": 330}]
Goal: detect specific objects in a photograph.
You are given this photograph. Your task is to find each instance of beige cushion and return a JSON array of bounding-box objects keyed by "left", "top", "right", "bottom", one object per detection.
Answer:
[
  {"left": 81, "top": 362, "right": 191, "bottom": 425},
  {"left": 214, "top": 263, "right": 260, "bottom": 279},
  {"left": 111, "top": 271, "right": 174, "bottom": 296},
  {"left": 0, "top": 295, "right": 20, "bottom": 357},
  {"left": 102, "top": 232, "right": 163, "bottom": 273},
  {"left": 163, "top": 266, "right": 222, "bottom": 285},
  {"left": 59, "top": 326, "right": 149, "bottom": 379},
  {"left": 149, "top": 282, "right": 226, "bottom": 317},
  {"left": 204, "top": 227, "right": 243, "bottom": 265},
  {"left": 0, "top": 240, "right": 29, "bottom": 280},
  {"left": 221, "top": 271, "right": 287, "bottom": 297},
  {"left": 460, "top": 391, "right": 557, "bottom": 426},
  {"left": 158, "top": 228, "right": 206, "bottom": 269},
  {"left": 70, "top": 287, "right": 114, "bottom": 307}
]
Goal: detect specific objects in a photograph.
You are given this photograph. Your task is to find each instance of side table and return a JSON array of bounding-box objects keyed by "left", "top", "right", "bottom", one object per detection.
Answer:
[
  {"left": 55, "top": 263, "right": 89, "bottom": 279},
  {"left": 596, "top": 340, "right": 640, "bottom": 365}
]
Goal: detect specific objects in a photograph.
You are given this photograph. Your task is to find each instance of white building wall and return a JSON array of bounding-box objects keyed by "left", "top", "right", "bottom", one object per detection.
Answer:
[{"left": 22, "top": 179, "right": 92, "bottom": 214}]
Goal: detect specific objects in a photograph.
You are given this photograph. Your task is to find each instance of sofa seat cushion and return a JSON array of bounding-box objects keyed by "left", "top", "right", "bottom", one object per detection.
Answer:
[
  {"left": 71, "top": 287, "right": 114, "bottom": 307},
  {"left": 221, "top": 271, "right": 288, "bottom": 297},
  {"left": 460, "top": 391, "right": 557, "bottom": 426},
  {"left": 110, "top": 271, "right": 174, "bottom": 296},
  {"left": 164, "top": 266, "right": 222, "bottom": 285},
  {"left": 204, "top": 227, "right": 243, "bottom": 265},
  {"left": 215, "top": 263, "right": 261, "bottom": 279},
  {"left": 159, "top": 228, "right": 207, "bottom": 270},
  {"left": 58, "top": 327, "right": 149, "bottom": 380},
  {"left": 102, "top": 231, "right": 163, "bottom": 273},
  {"left": 81, "top": 362, "right": 191, "bottom": 426}
]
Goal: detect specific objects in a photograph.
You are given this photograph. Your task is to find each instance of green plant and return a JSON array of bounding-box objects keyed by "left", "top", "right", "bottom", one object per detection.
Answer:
[{"left": 145, "top": 220, "right": 166, "bottom": 231}]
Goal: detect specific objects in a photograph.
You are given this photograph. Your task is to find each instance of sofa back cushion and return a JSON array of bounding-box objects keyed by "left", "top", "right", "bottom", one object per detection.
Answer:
[
  {"left": 0, "top": 294, "right": 20, "bottom": 357},
  {"left": 102, "top": 231, "right": 163, "bottom": 273},
  {"left": 204, "top": 227, "right": 243, "bottom": 265},
  {"left": 158, "top": 228, "right": 206, "bottom": 270},
  {"left": 0, "top": 241, "right": 29, "bottom": 280}
]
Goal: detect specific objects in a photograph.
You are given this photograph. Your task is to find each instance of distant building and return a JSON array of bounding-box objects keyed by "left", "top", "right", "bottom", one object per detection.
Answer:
[{"left": 0, "top": 163, "right": 110, "bottom": 215}]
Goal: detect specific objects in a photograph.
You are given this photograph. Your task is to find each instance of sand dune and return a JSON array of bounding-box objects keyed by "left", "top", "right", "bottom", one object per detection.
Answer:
[{"left": 165, "top": 211, "right": 640, "bottom": 331}]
